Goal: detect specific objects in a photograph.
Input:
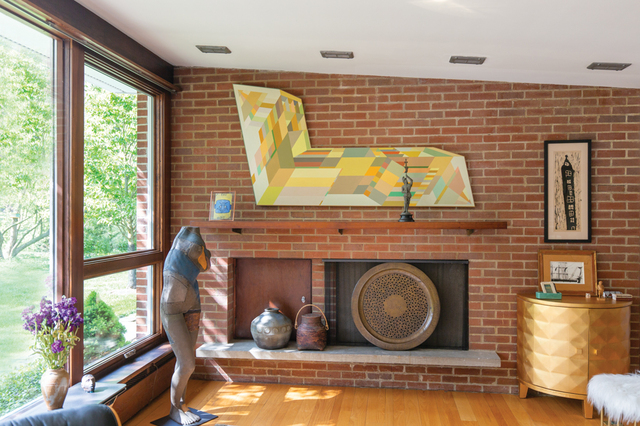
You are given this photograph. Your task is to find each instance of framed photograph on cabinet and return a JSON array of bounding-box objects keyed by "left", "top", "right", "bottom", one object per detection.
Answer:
[
  {"left": 539, "top": 281, "right": 557, "bottom": 294},
  {"left": 544, "top": 140, "right": 591, "bottom": 243},
  {"left": 538, "top": 249, "right": 597, "bottom": 294},
  {"left": 209, "top": 192, "right": 235, "bottom": 221}
]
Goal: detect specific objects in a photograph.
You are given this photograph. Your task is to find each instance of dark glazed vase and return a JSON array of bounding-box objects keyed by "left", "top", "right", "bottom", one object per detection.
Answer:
[{"left": 250, "top": 308, "right": 292, "bottom": 349}]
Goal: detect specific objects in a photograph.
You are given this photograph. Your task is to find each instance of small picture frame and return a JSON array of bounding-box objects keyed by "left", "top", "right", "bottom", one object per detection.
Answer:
[
  {"left": 540, "top": 281, "right": 557, "bottom": 294},
  {"left": 209, "top": 192, "right": 235, "bottom": 221},
  {"left": 538, "top": 249, "right": 597, "bottom": 294},
  {"left": 544, "top": 140, "right": 591, "bottom": 243}
]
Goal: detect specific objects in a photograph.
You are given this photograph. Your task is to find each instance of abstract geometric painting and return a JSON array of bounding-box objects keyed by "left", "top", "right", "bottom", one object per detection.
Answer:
[{"left": 233, "top": 84, "right": 475, "bottom": 207}]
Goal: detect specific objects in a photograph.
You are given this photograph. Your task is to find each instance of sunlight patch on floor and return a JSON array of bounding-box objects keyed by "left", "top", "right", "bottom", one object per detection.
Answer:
[{"left": 284, "top": 387, "right": 342, "bottom": 402}]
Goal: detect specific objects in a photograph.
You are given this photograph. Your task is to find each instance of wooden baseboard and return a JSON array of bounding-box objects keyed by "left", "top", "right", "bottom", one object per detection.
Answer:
[{"left": 111, "top": 358, "right": 175, "bottom": 423}]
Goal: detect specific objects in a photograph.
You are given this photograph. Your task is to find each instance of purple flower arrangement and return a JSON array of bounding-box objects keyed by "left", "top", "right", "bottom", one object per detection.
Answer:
[{"left": 22, "top": 296, "right": 83, "bottom": 370}]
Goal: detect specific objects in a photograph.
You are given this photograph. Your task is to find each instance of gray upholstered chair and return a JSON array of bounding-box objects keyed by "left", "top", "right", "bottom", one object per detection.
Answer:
[{"left": 0, "top": 404, "right": 120, "bottom": 426}]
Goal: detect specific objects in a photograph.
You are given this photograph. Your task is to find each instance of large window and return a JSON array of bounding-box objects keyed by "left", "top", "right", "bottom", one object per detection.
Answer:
[
  {"left": 82, "top": 67, "right": 156, "bottom": 369},
  {"left": 0, "top": 5, "right": 170, "bottom": 418},
  {"left": 81, "top": 62, "right": 162, "bottom": 373},
  {"left": 0, "top": 11, "right": 56, "bottom": 415},
  {"left": 84, "top": 66, "right": 153, "bottom": 258}
]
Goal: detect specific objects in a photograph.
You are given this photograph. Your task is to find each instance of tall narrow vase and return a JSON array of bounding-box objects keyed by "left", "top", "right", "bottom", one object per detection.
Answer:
[{"left": 41, "top": 368, "right": 69, "bottom": 410}]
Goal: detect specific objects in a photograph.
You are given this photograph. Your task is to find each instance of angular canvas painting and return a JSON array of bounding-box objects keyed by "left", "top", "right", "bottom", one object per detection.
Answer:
[{"left": 233, "top": 84, "right": 475, "bottom": 207}]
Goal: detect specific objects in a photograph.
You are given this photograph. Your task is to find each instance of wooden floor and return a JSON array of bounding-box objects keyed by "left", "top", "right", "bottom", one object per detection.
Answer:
[{"left": 124, "top": 380, "right": 603, "bottom": 426}]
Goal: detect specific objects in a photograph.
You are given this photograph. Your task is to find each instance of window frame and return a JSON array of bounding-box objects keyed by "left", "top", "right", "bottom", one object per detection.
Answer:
[
  {"left": 0, "top": 2, "right": 172, "bottom": 386},
  {"left": 78, "top": 53, "right": 170, "bottom": 379}
]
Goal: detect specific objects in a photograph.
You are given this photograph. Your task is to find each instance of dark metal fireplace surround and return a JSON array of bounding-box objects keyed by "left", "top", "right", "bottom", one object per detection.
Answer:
[{"left": 325, "top": 260, "right": 469, "bottom": 350}]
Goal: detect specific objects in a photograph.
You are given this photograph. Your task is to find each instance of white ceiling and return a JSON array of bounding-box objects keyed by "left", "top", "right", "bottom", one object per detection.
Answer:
[{"left": 73, "top": 0, "right": 640, "bottom": 88}]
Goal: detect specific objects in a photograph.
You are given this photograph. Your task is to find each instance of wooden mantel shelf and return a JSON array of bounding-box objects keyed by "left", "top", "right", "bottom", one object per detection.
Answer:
[{"left": 190, "top": 220, "right": 507, "bottom": 235}]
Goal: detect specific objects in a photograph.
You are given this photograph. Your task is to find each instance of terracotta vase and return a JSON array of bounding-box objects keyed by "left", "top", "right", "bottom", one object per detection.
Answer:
[
  {"left": 41, "top": 368, "right": 69, "bottom": 410},
  {"left": 295, "top": 304, "right": 329, "bottom": 351}
]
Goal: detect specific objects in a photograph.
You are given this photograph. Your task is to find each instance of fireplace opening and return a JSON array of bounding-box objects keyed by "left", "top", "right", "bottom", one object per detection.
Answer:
[{"left": 325, "top": 260, "right": 469, "bottom": 350}]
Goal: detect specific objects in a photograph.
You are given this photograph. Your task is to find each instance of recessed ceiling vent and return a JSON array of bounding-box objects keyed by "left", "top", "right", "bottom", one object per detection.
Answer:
[
  {"left": 320, "top": 50, "right": 354, "bottom": 59},
  {"left": 196, "top": 45, "right": 231, "bottom": 54},
  {"left": 449, "top": 56, "right": 486, "bottom": 65},
  {"left": 587, "top": 62, "right": 631, "bottom": 71}
]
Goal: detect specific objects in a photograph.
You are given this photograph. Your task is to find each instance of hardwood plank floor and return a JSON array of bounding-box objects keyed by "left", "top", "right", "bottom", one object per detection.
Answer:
[{"left": 124, "top": 380, "right": 602, "bottom": 426}]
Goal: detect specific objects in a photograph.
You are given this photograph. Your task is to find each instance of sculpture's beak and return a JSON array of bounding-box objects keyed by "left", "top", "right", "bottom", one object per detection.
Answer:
[{"left": 197, "top": 247, "right": 212, "bottom": 272}]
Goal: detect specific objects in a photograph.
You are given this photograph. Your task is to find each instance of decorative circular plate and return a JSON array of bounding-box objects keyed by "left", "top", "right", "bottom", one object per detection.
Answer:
[{"left": 351, "top": 263, "right": 440, "bottom": 350}]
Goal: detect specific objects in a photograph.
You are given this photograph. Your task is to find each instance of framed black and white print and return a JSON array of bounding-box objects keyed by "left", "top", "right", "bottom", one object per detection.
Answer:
[{"left": 544, "top": 140, "right": 591, "bottom": 243}]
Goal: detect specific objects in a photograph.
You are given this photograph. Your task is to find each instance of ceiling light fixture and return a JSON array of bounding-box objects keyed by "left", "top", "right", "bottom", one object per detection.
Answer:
[
  {"left": 320, "top": 50, "right": 354, "bottom": 59},
  {"left": 587, "top": 62, "right": 631, "bottom": 71},
  {"left": 196, "top": 45, "right": 231, "bottom": 54},
  {"left": 449, "top": 56, "right": 486, "bottom": 65}
]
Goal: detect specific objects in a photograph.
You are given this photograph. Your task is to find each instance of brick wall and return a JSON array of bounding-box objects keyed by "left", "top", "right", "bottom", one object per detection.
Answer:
[
  {"left": 136, "top": 94, "right": 152, "bottom": 339},
  {"left": 170, "top": 68, "right": 640, "bottom": 394}
]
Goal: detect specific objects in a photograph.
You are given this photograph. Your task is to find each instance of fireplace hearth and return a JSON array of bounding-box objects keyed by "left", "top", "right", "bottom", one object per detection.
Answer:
[{"left": 196, "top": 256, "right": 498, "bottom": 381}]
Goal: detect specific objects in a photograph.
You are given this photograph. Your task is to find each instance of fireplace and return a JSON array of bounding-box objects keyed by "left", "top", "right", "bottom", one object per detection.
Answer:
[
  {"left": 232, "top": 258, "right": 468, "bottom": 351},
  {"left": 196, "top": 256, "right": 500, "bottom": 392},
  {"left": 324, "top": 260, "right": 469, "bottom": 350}
]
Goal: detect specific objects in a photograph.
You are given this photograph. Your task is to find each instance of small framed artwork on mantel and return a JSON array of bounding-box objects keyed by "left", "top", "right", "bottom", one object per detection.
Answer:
[
  {"left": 544, "top": 139, "right": 591, "bottom": 243},
  {"left": 209, "top": 192, "right": 235, "bottom": 221}
]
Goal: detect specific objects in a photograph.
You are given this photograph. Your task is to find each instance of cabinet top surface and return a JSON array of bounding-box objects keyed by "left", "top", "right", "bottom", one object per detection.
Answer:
[{"left": 517, "top": 292, "right": 632, "bottom": 309}]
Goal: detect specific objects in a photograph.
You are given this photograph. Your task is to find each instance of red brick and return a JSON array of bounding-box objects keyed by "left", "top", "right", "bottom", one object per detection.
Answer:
[{"left": 178, "top": 68, "right": 640, "bottom": 396}]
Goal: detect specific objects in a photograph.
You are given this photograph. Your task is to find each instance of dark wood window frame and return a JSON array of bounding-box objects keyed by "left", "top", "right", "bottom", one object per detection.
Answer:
[
  {"left": 0, "top": 1, "right": 173, "bottom": 386},
  {"left": 77, "top": 53, "right": 171, "bottom": 382}
]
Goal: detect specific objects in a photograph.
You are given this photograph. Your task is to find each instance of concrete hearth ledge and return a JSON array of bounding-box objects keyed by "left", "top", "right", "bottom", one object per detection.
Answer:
[{"left": 196, "top": 340, "right": 501, "bottom": 368}]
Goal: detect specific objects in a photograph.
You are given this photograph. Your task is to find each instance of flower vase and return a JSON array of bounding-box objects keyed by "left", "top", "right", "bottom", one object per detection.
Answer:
[{"left": 41, "top": 368, "right": 69, "bottom": 410}]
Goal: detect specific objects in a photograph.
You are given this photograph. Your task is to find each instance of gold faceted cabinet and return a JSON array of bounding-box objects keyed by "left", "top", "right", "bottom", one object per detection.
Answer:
[
  {"left": 351, "top": 263, "right": 440, "bottom": 350},
  {"left": 517, "top": 293, "right": 631, "bottom": 418}
]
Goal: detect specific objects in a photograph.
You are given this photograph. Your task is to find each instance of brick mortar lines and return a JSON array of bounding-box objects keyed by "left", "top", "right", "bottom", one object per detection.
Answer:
[
  {"left": 193, "top": 359, "right": 513, "bottom": 393},
  {"left": 173, "top": 68, "right": 640, "bottom": 394}
]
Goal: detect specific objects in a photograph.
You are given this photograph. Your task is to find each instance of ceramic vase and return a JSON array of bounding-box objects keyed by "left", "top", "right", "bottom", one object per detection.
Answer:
[
  {"left": 41, "top": 368, "right": 69, "bottom": 410},
  {"left": 250, "top": 308, "right": 292, "bottom": 349}
]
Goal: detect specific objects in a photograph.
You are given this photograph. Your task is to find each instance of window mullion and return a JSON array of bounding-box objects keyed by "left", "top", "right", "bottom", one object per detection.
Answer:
[
  {"left": 66, "top": 39, "right": 85, "bottom": 386},
  {"left": 54, "top": 36, "right": 65, "bottom": 300}
]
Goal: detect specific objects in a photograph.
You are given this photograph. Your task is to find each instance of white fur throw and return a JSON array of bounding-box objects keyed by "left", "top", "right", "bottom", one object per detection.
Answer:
[{"left": 587, "top": 372, "right": 640, "bottom": 424}]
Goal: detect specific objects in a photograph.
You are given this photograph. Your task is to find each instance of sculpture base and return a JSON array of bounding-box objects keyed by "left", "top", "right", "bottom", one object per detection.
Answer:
[
  {"left": 151, "top": 408, "right": 217, "bottom": 426},
  {"left": 398, "top": 212, "right": 415, "bottom": 222}
]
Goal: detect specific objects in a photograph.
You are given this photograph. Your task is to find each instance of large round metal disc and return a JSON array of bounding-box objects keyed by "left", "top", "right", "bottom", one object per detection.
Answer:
[{"left": 351, "top": 263, "right": 440, "bottom": 350}]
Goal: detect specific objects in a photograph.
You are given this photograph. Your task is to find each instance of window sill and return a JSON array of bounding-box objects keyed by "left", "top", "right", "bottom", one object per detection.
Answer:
[
  {"left": 2, "top": 343, "right": 174, "bottom": 422},
  {"left": 99, "top": 342, "right": 174, "bottom": 384},
  {"left": 15, "top": 382, "right": 127, "bottom": 418}
]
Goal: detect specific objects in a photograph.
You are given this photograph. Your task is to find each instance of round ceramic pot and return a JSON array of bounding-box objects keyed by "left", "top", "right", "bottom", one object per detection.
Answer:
[
  {"left": 250, "top": 308, "right": 292, "bottom": 349},
  {"left": 41, "top": 368, "right": 69, "bottom": 410}
]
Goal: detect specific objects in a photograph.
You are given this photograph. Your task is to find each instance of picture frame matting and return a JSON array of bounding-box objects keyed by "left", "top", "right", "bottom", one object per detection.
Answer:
[{"left": 544, "top": 139, "right": 591, "bottom": 243}]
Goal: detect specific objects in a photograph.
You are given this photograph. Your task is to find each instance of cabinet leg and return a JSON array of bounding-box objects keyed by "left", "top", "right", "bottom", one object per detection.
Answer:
[
  {"left": 519, "top": 383, "right": 528, "bottom": 399},
  {"left": 583, "top": 399, "right": 593, "bottom": 419}
]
